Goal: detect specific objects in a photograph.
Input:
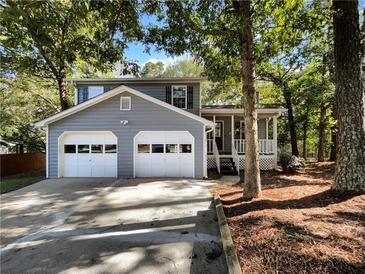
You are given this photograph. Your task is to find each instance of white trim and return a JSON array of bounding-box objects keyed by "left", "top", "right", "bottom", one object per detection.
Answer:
[
  {"left": 231, "top": 115, "right": 234, "bottom": 150},
  {"left": 73, "top": 86, "right": 78, "bottom": 106},
  {"left": 201, "top": 108, "right": 286, "bottom": 115},
  {"left": 171, "top": 85, "right": 187, "bottom": 109},
  {"left": 120, "top": 96, "right": 131, "bottom": 111},
  {"left": 203, "top": 125, "right": 208, "bottom": 178},
  {"left": 133, "top": 131, "right": 195, "bottom": 178},
  {"left": 45, "top": 126, "right": 49, "bottom": 178},
  {"left": 213, "top": 115, "right": 216, "bottom": 139},
  {"left": 35, "top": 85, "right": 213, "bottom": 128},
  {"left": 57, "top": 131, "right": 117, "bottom": 178}
]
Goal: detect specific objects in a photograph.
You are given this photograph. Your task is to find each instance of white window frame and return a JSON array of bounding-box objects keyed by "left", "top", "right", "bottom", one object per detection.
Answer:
[
  {"left": 172, "top": 85, "right": 187, "bottom": 109},
  {"left": 88, "top": 86, "right": 104, "bottom": 99},
  {"left": 120, "top": 96, "right": 131, "bottom": 111}
]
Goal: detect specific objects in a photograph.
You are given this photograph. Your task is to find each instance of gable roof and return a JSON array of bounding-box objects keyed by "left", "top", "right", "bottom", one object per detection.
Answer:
[{"left": 34, "top": 85, "right": 214, "bottom": 128}]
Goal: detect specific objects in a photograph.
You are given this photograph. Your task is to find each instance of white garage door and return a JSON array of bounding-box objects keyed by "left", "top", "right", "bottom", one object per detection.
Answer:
[
  {"left": 135, "top": 131, "right": 194, "bottom": 178},
  {"left": 61, "top": 132, "right": 117, "bottom": 177}
]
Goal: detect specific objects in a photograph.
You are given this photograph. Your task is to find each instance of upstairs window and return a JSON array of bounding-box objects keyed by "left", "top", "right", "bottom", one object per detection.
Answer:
[
  {"left": 88, "top": 86, "right": 104, "bottom": 99},
  {"left": 172, "top": 85, "right": 187, "bottom": 109},
  {"left": 120, "top": 96, "right": 131, "bottom": 110}
]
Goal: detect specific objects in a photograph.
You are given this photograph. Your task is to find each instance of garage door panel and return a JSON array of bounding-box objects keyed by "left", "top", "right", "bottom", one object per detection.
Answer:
[
  {"left": 91, "top": 166, "right": 105, "bottom": 177},
  {"left": 135, "top": 131, "right": 194, "bottom": 178},
  {"left": 63, "top": 165, "right": 77, "bottom": 177},
  {"left": 61, "top": 132, "right": 117, "bottom": 178}
]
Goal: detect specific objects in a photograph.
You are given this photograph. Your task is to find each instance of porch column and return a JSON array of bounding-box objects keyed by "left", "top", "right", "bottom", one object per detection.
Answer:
[
  {"left": 213, "top": 115, "right": 216, "bottom": 140},
  {"left": 231, "top": 115, "right": 234, "bottom": 151},
  {"left": 265, "top": 118, "right": 269, "bottom": 139},
  {"left": 273, "top": 116, "right": 278, "bottom": 168}
]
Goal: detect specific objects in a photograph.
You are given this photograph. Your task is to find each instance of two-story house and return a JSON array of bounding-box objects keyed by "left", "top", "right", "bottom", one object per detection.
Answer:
[{"left": 35, "top": 78, "right": 285, "bottom": 179}]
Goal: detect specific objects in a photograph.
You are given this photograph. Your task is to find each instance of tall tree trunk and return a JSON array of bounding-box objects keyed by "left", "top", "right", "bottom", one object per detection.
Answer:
[
  {"left": 57, "top": 78, "right": 69, "bottom": 110},
  {"left": 239, "top": 0, "right": 261, "bottom": 198},
  {"left": 317, "top": 102, "right": 327, "bottom": 162},
  {"left": 329, "top": 102, "right": 337, "bottom": 161},
  {"left": 332, "top": 0, "right": 365, "bottom": 191},
  {"left": 302, "top": 114, "right": 308, "bottom": 160},
  {"left": 283, "top": 86, "right": 299, "bottom": 156}
]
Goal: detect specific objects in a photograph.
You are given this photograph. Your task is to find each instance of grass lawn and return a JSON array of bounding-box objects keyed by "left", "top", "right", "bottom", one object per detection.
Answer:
[
  {"left": 0, "top": 172, "right": 45, "bottom": 194},
  {"left": 210, "top": 162, "right": 365, "bottom": 274}
]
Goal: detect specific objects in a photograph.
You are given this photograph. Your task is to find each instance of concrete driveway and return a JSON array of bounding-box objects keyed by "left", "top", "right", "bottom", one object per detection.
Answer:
[{"left": 0, "top": 178, "right": 227, "bottom": 274}]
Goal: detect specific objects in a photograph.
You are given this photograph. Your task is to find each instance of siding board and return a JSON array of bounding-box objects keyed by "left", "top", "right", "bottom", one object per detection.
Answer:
[
  {"left": 49, "top": 92, "right": 205, "bottom": 179},
  {"left": 77, "top": 83, "right": 200, "bottom": 115}
]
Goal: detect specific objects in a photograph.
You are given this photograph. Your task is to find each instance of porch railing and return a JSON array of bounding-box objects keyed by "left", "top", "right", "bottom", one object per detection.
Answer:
[
  {"left": 207, "top": 139, "right": 213, "bottom": 153},
  {"left": 234, "top": 139, "right": 276, "bottom": 154}
]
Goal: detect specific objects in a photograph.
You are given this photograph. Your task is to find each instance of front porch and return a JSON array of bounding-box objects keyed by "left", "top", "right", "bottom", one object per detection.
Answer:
[{"left": 202, "top": 107, "right": 283, "bottom": 174}]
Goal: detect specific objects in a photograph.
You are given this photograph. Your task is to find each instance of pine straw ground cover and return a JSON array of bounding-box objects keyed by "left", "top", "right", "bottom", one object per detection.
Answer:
[{"left": 210, "top": 162, "right": 365, "bottom": 274}]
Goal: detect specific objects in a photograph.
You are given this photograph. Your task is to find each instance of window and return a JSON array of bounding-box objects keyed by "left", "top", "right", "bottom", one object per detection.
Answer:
[
  {"left": 152, "top": 144, "right": 164, "bottom": 153},
  {"left": 64, "top": 145, "right": 76, "bottom": 153},
  {"left": 165, "top": 144, "right": 178, "bottom": 153},
  {"left": 78, "top": 144, "right": 90, "bottom": 153},
  {"left": 180, "top": 144, "right": 192, "bottom": 153},
  {"left": 120, "top": 96, "right": 131, "bottom": 110},
  {"left": 105, "top": 144, "right": 117, "bottom": 153},
  {"left": 91, "top": 144, "right": 103, "bottom": 153},
  {"left": 88, "top": 86, "right": 104, "bottom": 99},
  {"left": 172, "top": 85, "right": 187, "bottom": 109},
  {"left": 138, "top": 144, "right": 150, "bottom": 153}
]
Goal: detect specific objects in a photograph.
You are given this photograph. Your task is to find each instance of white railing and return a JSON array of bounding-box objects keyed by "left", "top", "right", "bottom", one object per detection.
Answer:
[
  {"left": 234, "top": 139, "right": 276, "bottom": 154},
  {"left": 212, "top": 141, "right": 220, "bottom": 173},
  {"left": 231, "top": 144, "right": 240, "bottom": 175},
  {"left": 207, "top": 139, "right": 213, "bottom": 153}
]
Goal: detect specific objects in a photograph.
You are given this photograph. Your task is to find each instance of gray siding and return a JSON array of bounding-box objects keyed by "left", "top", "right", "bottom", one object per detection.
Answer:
[
  {"left": 48, "top": 91, "right": 205, "bottom": 179},
  {"left": 77, "top": 83, "right": 200, "bottom": 115}
]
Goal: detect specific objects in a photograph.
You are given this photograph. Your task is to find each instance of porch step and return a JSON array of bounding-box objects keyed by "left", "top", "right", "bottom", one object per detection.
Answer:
[{"left": 219, "top": 157, "right": 237, "bottom": 175}]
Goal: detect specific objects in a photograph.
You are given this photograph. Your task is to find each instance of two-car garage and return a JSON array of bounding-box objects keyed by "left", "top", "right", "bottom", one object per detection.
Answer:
[{"left": 59, "top": 131, "right": 194, "bottom": 178}]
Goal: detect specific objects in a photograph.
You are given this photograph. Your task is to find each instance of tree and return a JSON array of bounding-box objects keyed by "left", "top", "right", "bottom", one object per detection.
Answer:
[
  {"left": 254, "top": 0, "right": 328, "bottom": 157},
  {"left": 141, "top": 61, "right": 164, "bottom": 78},
  {"left": 163, "top": 59, "right": 203, "bottom": 78},
  {"left": 0, "top": 0, "right": 142, "bottom": 110},
  {"left": 332, "top": 0, "right": 365, "bottom": 191},
  {"left": 0, "top": 74, "right": 59, "bottom": 152},
  {"left": 145, "top": 0, "right": 261, "bottom": 198}
]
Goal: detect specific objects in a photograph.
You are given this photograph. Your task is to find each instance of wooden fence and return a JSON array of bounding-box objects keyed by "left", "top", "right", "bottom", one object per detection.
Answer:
[{"left": 0, "top": 153, "right": 45, "bottom": 177}]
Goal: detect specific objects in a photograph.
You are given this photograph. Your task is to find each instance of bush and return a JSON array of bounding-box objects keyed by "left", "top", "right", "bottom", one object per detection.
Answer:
[{"left": 279, "top": 153, "right": 305, "bottom": 173}]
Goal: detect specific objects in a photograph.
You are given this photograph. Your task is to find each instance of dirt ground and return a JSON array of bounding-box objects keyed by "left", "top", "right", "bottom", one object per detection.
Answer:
[{"left": 210, "top": 162, "right": 365, "bottom": 274}]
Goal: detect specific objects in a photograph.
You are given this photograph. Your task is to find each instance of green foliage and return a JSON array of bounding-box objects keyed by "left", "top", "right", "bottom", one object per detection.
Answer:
[
  {"left": 0, "top": 74, "right": 60, "bottom": 152},
  {"left": 0, "top": 0, "right": 143, "bottom": 108},
  {"left": 163, "top": 59, "right": 203, "bottom": 78},
  {"left": 141, "top": 61, "right": 164, "bottom": 78},
  {"left": 0, "top": 0, "right": 142, "bottom": 77}
]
